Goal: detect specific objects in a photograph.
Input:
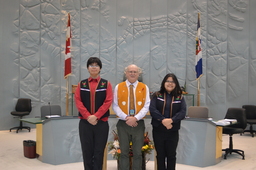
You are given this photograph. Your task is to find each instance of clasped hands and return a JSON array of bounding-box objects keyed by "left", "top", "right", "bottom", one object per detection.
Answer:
[
  {"left": 87, "top": 115, "right": 98, "bottom": 125},
  {"left": 126, "top": 116, "right": 138, "bottom": 127},
  {"left": 162, "top": 118, "right": 173, "bottom": 129}
]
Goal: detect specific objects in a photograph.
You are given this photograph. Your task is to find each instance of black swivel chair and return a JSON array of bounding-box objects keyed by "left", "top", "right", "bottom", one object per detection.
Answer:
[
  {"left": 222, "top": 108, "right": 247, "bottom": 159},
  {"left": 242, "top": 105, "right": 256, "bottom": 137},
  {"left": 10, "top": 98, "right": 32, "bottom": 133}
]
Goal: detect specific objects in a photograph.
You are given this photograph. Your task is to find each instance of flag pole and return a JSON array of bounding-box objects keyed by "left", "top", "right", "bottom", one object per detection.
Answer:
[
  {"left": 64, "top": 13, "right": 71, "bottom": 116},
  {"left": 66, "top": 76, "right": 69, "bottom": 116},
  {"left": 197, "top": 78, "right": 200, "bottom": 106},
  {"left": 197, "top": 12, "right": 200, "bottom": 106},
  {"left": 196, "top": 12, "right": 202, "bottom": 106}
]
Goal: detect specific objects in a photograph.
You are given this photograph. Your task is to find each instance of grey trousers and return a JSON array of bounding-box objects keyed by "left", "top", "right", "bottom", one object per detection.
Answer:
[{"left": 116, "top": 119, "right": 145, "bottom": 170}]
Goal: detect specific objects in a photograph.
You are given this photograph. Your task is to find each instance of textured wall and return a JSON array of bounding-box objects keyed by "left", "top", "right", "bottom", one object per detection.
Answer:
[{"left": 0, "top": 0, "right": 256, "bottom": 130}]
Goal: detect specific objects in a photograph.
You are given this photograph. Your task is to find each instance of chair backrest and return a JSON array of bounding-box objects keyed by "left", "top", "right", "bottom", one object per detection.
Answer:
[
  {"left": 242, "top": 105, "right": 256, "bottom": 119},
  {"left": 15, "top": 98, "right": 32, "bottom": 112},
  {"left": 187, "top": 106, "right": 209, "bottom": 118},
  {"left": 224, "top": 108, "right": 247, "bottom": 129},
  {"left": 40, "top": 105, "right": 61, "bottom": 117}
]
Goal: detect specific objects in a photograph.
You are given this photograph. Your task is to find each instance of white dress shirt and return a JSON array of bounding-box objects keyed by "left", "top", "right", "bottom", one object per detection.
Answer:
[{"left": 112, "top": 80, "right": 150, "bottom": 120}]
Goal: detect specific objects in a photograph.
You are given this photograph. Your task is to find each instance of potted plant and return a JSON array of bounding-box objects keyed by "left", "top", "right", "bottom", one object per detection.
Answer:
[{"left": 108, "top": 130, "right": 154, "bottom": 170}]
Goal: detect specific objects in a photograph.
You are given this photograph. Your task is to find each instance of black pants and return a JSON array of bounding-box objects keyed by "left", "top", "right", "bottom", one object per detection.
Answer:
[
  {"left": 79, "top": 119, "right": 109, "bottom": 170},
  {"left": 153, "top": 125, "right": 179, "bottom": 170}
]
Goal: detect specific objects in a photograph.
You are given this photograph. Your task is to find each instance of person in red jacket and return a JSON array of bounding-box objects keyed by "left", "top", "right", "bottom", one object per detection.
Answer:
[{"left": 75, "top": 57, "right": 113, "bottom": 170}]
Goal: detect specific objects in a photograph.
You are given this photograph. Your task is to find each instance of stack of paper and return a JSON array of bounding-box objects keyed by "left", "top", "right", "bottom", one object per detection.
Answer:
[
  {"left": 45, "top": 115, "right": 61, "bottom": 119},
  {"left": 212, "top": 119, "right": 237, "bottom": 126}
]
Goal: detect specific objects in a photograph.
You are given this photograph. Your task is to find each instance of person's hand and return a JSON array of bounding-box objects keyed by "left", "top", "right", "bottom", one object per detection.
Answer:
[
  {"left": 165, "top": 124, "right": 173, "bottom": 129},
  {"left": 125, "top": 116, "right": 138, "bottom": 127},
  {"left": 162, "top": 118, "right": 173, "bottom": 129},
  {"left": 87, "top": 115, "right": 98, "bottom": 125}
]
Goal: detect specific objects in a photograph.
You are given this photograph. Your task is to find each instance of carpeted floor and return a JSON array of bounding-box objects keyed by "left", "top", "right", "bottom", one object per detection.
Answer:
[{"left": 0, "top": 129, "right": 256, "bottom": 170}]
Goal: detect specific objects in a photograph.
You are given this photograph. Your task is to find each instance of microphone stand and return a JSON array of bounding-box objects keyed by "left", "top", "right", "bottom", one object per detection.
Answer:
[{"left": 48, "top": 102, "right": 52, "bottom": 118}]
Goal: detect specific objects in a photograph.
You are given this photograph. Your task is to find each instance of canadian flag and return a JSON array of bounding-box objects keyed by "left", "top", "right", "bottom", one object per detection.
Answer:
[{"left": 64, "top": 13, "right": 71, "bottom": 78}]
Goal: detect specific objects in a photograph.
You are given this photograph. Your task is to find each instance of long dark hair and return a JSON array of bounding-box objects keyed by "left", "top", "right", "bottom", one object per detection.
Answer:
[{"left": 158, "top": 73, "right": 182, "bottom": 97}]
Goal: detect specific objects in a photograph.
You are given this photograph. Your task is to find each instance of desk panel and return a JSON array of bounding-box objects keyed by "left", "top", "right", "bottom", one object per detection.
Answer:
[
  {"left": 216, "top": 126, "right": 223, "bottom": 159},
  {"left": 176, "top": 119, "right": 222, "bottom": 167},
  {"left": 20, "top": 118, "right": 44, "bottom": 156},
  {"left": 41, "top": 117, "right": 82, "bottom": 165},
  {"left": 36, "top": 124, "right": 42, "bottom": 156}
]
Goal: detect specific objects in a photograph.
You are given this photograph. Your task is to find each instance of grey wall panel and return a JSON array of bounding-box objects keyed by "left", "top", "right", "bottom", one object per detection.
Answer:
[
  {"left": 116, "top": 0, "right": 134, "bottom": 83},
  {"left": 167, "top": 0, "right": 187, "bottom": 86},
  {"left": 133, "top": 0, "right": 150, "bottom": 85},
  {"left": 150, "top": 0, "right": 168, "bottom": 92},
  {"left": 1, "top": 0, "right": 256, "bottom": 130},
  {"left": 19, "top": 1, "right": 41, "bottom": 111},
  {"left": 99, "top": 0, "right": 117, "bottom": 86},
  {"left": 0, "top": 0, "right": 21, "bottom": 129},
  {"left": 248, "top": 0, "right": 256, "bottom": 104},
  {"left": 227, "top": 0, "right": 249, "bottom": 106},
  {"left": 40, "top": 0, "right": 61, "bottom": 107},
  {"left": 206, "top": 0, "right": 228, "bottom": 119}
]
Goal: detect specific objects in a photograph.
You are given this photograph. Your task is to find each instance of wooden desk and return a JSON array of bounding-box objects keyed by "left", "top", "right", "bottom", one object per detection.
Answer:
[
  {"left": 40, "top": 117, "right": 82, "bottom": 165},
  {"left": 153, "top": 118, "right": 222, "bottom": 169},
  {"left": 20, "top": 118, "right": 44, "bottom": 156},
  {"left": 21, "top": 117, "right": 107, "bottom": 169}
]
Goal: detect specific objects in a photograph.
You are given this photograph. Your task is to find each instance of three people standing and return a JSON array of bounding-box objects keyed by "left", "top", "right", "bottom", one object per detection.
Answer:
[{"left": 75, "top": 57, "right": 186, "bottom": 170}]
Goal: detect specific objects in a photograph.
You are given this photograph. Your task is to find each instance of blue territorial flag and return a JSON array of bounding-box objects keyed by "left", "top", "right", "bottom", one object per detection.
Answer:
[{"left": 195, "top": 13, "right": 202, "bottom": 79}]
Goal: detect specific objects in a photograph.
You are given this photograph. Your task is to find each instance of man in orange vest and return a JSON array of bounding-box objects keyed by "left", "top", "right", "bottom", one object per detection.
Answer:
[{"left": 113, "top": 64, "right": 150, "bottom": 170}]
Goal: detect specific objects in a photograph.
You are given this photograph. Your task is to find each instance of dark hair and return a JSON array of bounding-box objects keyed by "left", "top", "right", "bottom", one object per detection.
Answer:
[
  {"left": 158, "top": 73, "right": 182, "bottom": 97},
  {"left": 87, "top": 57, "right": 102, "bottom": 69}
]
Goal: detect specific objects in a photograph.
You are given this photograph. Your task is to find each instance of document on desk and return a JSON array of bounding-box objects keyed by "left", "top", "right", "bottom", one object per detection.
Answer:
[
  {"left": 213, "top": 119, "right": 237, "bottom": 126},
  {"left": 45, "top": 115, "right": 61, "bottom": 119}
]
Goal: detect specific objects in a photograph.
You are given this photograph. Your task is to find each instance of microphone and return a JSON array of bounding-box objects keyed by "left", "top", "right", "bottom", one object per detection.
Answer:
[{"left": 48, "top": 102, "right": 52, "bottom": 117}]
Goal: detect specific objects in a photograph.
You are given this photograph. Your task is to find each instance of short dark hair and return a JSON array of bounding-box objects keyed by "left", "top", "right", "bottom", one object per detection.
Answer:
[{"left": 87, "top": 57, "right": 102, "bottom": 69}]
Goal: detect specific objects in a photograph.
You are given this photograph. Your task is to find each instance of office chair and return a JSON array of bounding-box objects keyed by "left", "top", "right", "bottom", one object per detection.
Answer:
[
  {"left": 187, "top": 106, "right": 209, "bottom": 118},
  {"left": 222, "top": 108, "right": 247, "bottom": 159},
  {"left": 242, "top": 105, "right": 256, "bottom": 137},
  {"left": 10, "top": 98, "right": 32, "bottom": 133},
  {"left": 40, "top": 105, "right": 61, "bottom": 118}
]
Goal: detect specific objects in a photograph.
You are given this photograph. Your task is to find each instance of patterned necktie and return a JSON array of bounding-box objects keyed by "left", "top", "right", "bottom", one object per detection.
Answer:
[{"left": 129, "top": 84, "right": 135, "bottom": 116}]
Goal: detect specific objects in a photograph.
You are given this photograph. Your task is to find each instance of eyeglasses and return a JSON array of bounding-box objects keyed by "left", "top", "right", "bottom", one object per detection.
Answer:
[
  {"left": 89, "top": 65, "right": 100, "bottom": 68},
  {"left": 127, "top": 71, "right": 138, "bottom": 74},
  {"left": 165, "top": 80, "right": 175, "bottom": 84}
]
